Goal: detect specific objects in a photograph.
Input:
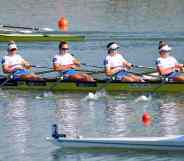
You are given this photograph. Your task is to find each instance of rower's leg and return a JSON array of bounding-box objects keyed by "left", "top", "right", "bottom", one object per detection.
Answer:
[
  {"left": 122, "top": 74, "right": 143, "bottom": 82},
  {"left": 121, "top": 76, "right": 135, "bottom": 82},
  {"left": 69, "top": 73, "right": 95, "bottom": 82},
  {"left": 68, "top": 74, "right": 84, "bottom": 81},
  {"left": 80, "top": 73, "right": 95, "bottom": 82},
  {"left": 130, "top": 74, "right": 144, "bottom": 82},
  {"left": 173, "top": 76, "right": 184, "bottom": 82},
  {"left": 20, "top": 74, "right": 41, "bottom": 80}
]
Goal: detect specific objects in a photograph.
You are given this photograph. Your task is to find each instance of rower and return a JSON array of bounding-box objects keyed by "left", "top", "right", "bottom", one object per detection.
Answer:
[
  {"left": 104, "top": 42, "right": 143, "bottom": 82},
  {"left": 52, "top": 41, "right": 95, "bottom": 82},
  {"left": 52, "top": 124, "right": 66, "bottom": 139},
  {"left": 1, "top": 41, "right": 41, "bottom": 80},
  {"left": 156, "top": 44, "right": 184, "bottom": 82}
]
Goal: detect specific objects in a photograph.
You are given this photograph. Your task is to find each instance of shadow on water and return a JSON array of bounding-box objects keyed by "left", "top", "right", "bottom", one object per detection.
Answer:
[{"left": 51, "top": 147, "right": 184, "bottom": 161}]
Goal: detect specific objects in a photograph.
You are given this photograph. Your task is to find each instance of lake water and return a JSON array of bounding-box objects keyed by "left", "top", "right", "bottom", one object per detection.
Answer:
[{"left": 0, "top": 0, "right": 184, "bottom": 161}]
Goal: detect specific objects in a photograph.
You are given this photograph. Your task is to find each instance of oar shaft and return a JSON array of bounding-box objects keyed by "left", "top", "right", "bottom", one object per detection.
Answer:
[
  {"left": 2, "top": 25, "right": 38, "bottom": 31},
  {"left": 1, "top": 24, "right": 54, "bottom": 32},
  {"left": 82, "top": 64, "right": 155, "bottom": 70},
  {"left": 81, "top": 63, "right": 104, "bottom": 69},
  {"left": 134, "top": 65, "right": 155, "bottom": 70},
  {"left": 35, "top": 70, "right": 55, "bottom": 75},
  {"left": 31, "top": 65, "right": 52, "bottom": 69}
]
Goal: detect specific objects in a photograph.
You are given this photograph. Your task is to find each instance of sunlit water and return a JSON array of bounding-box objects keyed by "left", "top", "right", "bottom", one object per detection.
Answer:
[
  {"left": 1, "top": 0, "right": 184, "bottom": 161},
  {"left": 1, "top": 90, "right": 184, "bottom": 161}
]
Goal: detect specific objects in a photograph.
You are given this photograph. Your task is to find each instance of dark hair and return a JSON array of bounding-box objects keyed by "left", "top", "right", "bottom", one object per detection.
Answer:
[
  {"left": 106, "top": 42, "right": 116, "bottom": 49},
  {"left": 59, "top": 41, "right": 67, "bottom": 50},
  {"left": 158, "top": 41, "right": 167, "bottom": 50}
]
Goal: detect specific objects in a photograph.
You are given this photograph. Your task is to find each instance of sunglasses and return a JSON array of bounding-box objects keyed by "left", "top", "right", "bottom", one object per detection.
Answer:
[{"left": 62, "top": 48, "right": 69, "bottom": 50}]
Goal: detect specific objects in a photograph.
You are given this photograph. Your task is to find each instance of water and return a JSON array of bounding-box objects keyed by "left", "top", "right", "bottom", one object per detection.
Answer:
[{"left": 1, "top": 0, "right": 184, "bottom": 160}]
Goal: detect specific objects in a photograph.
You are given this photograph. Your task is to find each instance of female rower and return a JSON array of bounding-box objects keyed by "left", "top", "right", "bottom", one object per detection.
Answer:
[
  {"left": 2, "top": 41, "right": 41, "bottom": 80},
  {"left": 104, "top": 42, "right": 143, "bottom": 82},
  {"left": 156, "top": 44, "right": 184, "bottom": 81},
  {"left": 52, "top": 41, "right": 95, "bottom": 82}
]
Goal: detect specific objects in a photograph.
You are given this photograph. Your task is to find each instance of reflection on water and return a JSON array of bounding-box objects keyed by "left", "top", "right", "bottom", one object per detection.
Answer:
[
  {"left": 53, "top": 93, "right": 184, "bottom": 139},
  {"left": 104, "top": 102, "right": 128, "bottom": 137},
  {"left": 55, "top": 97, "right": 82, "bottom": 137},
  {"left": 5, "top": 97, "right": 31, "bottom": 161},
  {"left": 160, "top": 102, "right": 179, "bottom": 134},
  {"left": 1, "top": 91, "right": 184, "bottom": 161},
  {"left": 51, "top": 145, "right": 184, "bottom": 161}
]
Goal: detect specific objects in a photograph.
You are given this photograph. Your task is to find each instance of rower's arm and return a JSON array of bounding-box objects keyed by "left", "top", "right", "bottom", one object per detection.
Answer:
[
  {"left": 53, "top": 63, "right": 76, "bottom": 71},
  {"left": 73, "top": 58, "right": 80, "bottom": 65},
  {"left": 175, "top": 64, "right": 184, "bottom": 70},
  {"left": 105, "top": 66, "right": 122, "bottom": 76},
  {"left": 123, "top": 60, "right": 133, "bottom": 69},
  {"left": 71, "top": 58, "right": 80, "bottom": 70},
  {"left": 21, "top": 59, "right": 32, "bottom": 69},
  {"left": 157, "top": 66, "right": 175, "bottom": 75},
  {"left": 2, "top": 64, "right": 15, "bottom": 73}
]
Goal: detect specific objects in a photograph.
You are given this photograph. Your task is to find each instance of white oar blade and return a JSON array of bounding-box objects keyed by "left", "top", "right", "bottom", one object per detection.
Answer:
[
  {"left": 82, "top": 92, "right": 98, "bottom": 101},
  {"left": 18, "top": 30, "right": 33, "bottom": 34},
  {"left": 42, "top": 27, "right": 54, "bottom": 32},
  {"left": 134, "top": 95, "right": 151, "bottom": 102},
  {"left": 88, "top": 92, "right": 98, "bottom": 100}
]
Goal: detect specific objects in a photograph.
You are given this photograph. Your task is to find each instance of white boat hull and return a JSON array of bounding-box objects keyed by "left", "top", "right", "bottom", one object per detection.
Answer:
[{"left": 47, "top": 135, "right": 184, "bottom": 151}]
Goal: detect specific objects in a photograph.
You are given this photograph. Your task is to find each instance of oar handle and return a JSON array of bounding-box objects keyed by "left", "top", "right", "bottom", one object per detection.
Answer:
[
  {"left": 81, "top": 63, "right": 104, "bottom": 69},
  {"left": 134, "top": 65, "right": 155, "bottom": 70},
  {"left": 31, "top": 65, "right": 52, "bottom": 69}
]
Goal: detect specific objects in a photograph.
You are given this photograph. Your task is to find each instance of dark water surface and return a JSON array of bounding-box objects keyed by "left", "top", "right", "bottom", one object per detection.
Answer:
[{"left": 1, "top": 0, "right": 184, "bottom": 161}]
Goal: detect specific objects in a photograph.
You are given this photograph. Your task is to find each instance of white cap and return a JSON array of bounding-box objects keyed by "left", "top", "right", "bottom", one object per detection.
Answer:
[
  {"left": 159, "top": 45, "right": 172, "bottom": 52},
  {"left": 108, "top": 43, "right": 120, "bottom": 50},
  {"left": 8, "top": 43, "right": 17, "bottom": 51}
]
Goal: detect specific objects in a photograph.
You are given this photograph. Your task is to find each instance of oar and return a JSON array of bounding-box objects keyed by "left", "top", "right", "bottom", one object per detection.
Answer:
[
  {"left": 78, "top": 69, "right": 104, "bottom": 75},
  {"left": 0, "top": 74, "right": 13, "bottom": 87},
  {"left": 0, "top": 24, "right": 54, "bottom": 32},
  {"left": 70, "top": 53, "right": 104, "bottom": 69},
  {"left": 35, "top": 68, "right": 104, "bottom": 75},
  {"left": 31, "top": 65, "right": 53, "bottom": 69},
  {"left": 134, "top": 65, "right": 155, "bottom": 70},
  {"left": 35, "top": 69, "right": 55, "bottom": 75},
  {"left": 81, "top": 63, "right": 104, "bottom": 69},
  {"left": 9, "top": 63, "right": 52, "bottom": 69},
  {"left": 81, "top": 64, "right": 156, "bottom": 71}
]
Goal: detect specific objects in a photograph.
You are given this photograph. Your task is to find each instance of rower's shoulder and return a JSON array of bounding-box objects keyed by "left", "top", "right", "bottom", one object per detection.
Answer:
[
  {"left": 168, "top": 56, "right": 177, "bottom": 61},
  {"left": 53, "top": 54, "right": 60, "bottom": 58}
]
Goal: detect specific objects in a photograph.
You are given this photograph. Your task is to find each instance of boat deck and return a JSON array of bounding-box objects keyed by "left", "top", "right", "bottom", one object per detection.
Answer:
[
  {"left": 1, "top": 77, "right": 184, "bottom": 93},
  {"left": 0, "top": 33, "right": 85, "bottom": 42}
]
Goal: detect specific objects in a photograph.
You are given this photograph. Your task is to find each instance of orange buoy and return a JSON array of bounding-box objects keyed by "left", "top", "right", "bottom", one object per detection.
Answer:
[
  {"left": 58, "top": 17, "right": 69, "bottom": 31},
  {"left": 142, "top": 112, "right": 152, "bottom": 126}
]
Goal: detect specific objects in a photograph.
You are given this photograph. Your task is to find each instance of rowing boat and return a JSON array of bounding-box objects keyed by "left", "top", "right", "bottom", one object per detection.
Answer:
[
  {"left": 47, "top": 124, "right": 184, "bottom": 151},
  {"left": 0, "top": 76, "right": 184, "bottom": 93},
  {"left": 47, "top": 135, "right": 184, "bottom": 151},
  {"left": 0, "top": 33, "right": 85, "bottom": 42}
]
